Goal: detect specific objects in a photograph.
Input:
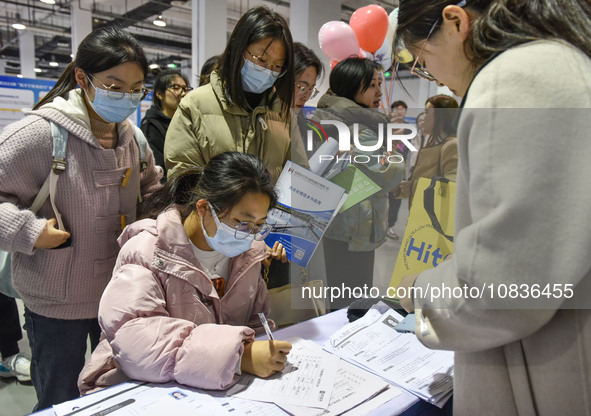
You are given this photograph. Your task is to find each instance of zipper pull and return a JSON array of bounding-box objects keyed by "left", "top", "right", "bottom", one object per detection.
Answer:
[{"left": 257, "top": 116, "right": 268, "bottom": 131}]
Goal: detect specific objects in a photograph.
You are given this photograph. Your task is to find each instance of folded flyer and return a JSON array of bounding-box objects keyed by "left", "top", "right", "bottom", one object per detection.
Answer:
[{"left": 265, "top": 161, "right": 346, "bottom": 268}]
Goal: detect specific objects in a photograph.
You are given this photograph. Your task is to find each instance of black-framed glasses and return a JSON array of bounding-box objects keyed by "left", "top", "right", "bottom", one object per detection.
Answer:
[
  {"left": 244, "top": 49, "right": 287, "bottom": 78},
  {"left": 295, "top": 82, "right": 319, "bottom": 99},
  {"left": 209, "top": 203, "right": 273, "bottom": 241},
  {"left": 167, "top": 84, "right": 193, "bottom": 95},
  {"left": 410, "top": 0, "right": 466, "bottom": 82},
  {"left": 87, "top": 74, "right": 149, "bottom": 103}
]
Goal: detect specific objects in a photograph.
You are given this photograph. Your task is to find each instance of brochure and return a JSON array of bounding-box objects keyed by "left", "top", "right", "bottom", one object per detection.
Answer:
[
  {"left": 265, "top": 161, "right": 346, "bottom": 268},
  {"left": 330, "top": 164, "right": 381, "bottom": 213}
]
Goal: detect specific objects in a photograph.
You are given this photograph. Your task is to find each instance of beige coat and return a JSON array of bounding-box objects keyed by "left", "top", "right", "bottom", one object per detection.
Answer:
[
  {"left": 402, "top": 40, "right": 591, "bottom": 415},
  {"left": 407, "top": 135, "right": 457, "bottom": 206},
  {"left": 164, "top": 71, "right": 307, "bottom": 182}
]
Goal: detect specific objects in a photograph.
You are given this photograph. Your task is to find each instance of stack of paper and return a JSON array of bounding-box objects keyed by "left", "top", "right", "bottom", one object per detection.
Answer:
[
  {"left": 324, "top": 309, "right": 454, "bottom": 407},
  {"left": 52, "top": 381, "right": 287, "bottom": 416},
  {"left": 229, "top": 338, "right": 402, "bottom": 415}
]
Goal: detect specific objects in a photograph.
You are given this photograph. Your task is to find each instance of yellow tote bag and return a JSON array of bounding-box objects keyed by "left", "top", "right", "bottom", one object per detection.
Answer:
[{"left": 390, "top": 177, "right": 455, "bottom": 289}]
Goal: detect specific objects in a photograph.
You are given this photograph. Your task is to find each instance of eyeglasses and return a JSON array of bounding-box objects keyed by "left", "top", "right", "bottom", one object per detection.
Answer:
[
  {"left": 410, "top": 0, "right": 466, "bottom": 82},
  {"left": 410, "top": 22, "right": 439, "bottom": 82},
  {"left": 87, "top": 74, "right": 149, "bottom": 103},
  {"left": 245, "top": 49, "right": 287, "bottom": 78},
  {"left": 167, "top": 84, "right": 193, "bottom": 95},
  {"left": 295, "top": 82, "right": 319, "bottom": 99},
  {"left": 209, "top": 203, "right": 272, "bottom": 241}
]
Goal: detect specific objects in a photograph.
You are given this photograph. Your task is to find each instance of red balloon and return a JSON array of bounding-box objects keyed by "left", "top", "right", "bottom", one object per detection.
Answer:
[
  {"left": 330, "top": 59, "right": 339, "bottom": 70},
  {"left": 350, "top": 5, "right": 389, "bottom": 54}
]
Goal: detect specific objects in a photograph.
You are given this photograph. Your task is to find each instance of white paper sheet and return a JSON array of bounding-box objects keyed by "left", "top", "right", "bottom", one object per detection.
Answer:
[
  {"left": 52, "top": 382, "right": 287, "bottom": 416},
  {"left": 279, "top": 356, "right": 398, "bottom": 416},
  {"left": 325, "top": 309, "right": 454, "bottom": 407},
  {"left": 228, "top": 338, "right": 339, "bottom": 409}
]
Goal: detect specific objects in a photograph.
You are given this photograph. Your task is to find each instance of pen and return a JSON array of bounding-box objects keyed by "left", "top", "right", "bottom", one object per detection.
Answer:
[{"left": 258, "top": 312, "right": 274, "bottom": 340}]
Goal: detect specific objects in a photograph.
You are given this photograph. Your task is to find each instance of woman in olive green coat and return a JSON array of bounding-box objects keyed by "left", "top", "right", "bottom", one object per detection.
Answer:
[{"left": 164, "top": 6, "right": 307, "bottom": 182}]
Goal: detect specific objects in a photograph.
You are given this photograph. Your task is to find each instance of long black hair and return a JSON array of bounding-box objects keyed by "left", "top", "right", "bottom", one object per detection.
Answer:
[
  {"left": 217, "top": 6, "right": 294, "bottom": 120},
  {"left": 152, "top": 69, "right": 190, "bottom": 111},
  {"left": 330, "top": 58, "right": 380, "bottom": 104},
  {"left": 138, "top": 152, "right": 277, "bottom": 220},
  {"left": 34, "top": 26, "right": 148, "bottom": 110},
  {"left": 395, "top": 0, "right": 591, "bottom": 67}
]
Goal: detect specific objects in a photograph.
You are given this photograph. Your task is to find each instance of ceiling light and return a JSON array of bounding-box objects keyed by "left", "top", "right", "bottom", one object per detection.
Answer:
[
  {"left": 49, "top": 61, "right": 59, "bottom": 67},
  {"left": 40, "top": 0, "right": 56, "bottom": 4},
  {"left": 17, "top": 74, "right": 23, "bottom": 78},
  {"left": 153, "top": 15, "right": 166, "bottom": 27},
  {"left": 34, "top": 68, "right": 42, "bottom": 73},
  {"left": 149, "top": 63, "right": 160, "bottom": 70},
  {"left": 12, "top": 14, "right": 26, "bottom": 30},
  {"left": 167, "top": 62, "right": 178, "bottom": 68}
]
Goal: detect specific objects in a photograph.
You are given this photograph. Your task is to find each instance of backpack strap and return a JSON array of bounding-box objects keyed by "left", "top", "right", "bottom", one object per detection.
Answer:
[
  {"left": 131, "top": 124, "right": 148, "bottom": 172},
  {"left": 30, "top": 122, "right": 68, "bottom": 231}
]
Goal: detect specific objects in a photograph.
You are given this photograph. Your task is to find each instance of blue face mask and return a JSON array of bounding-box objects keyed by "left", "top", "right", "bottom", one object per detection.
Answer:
[
  {"left": 85, "top": 77, "right": 141, "bottom": 123},
  {"left": 200, "top": 204, "right": 255, "bottom": 258},
  {"left": 241, "top": 58, "right": 277, "bottom": 93}
]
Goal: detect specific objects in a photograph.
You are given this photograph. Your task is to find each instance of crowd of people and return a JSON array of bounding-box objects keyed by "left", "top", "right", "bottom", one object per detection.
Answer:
[{"left": 1, "top": 0, "right": 590, "bottom": 415}]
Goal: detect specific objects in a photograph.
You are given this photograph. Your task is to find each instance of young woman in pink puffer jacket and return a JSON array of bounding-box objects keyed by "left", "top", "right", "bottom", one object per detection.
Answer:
[{"left": 78, "top": 152, "right": 291, "bottom": 393}]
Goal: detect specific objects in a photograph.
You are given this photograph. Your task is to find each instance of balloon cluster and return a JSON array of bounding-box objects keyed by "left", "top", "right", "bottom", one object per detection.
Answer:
[{"left": 318, "top": 5, "right": 399, "bottom": 71}]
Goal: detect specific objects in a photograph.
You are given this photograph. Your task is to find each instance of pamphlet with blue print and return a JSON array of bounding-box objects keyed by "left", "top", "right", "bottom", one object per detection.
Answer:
[{"left": 265, "top": 161, "right": 346, "bottom": 268}]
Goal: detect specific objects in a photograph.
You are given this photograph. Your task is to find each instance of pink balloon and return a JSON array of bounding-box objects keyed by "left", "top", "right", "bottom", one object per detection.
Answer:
[
  {"left": 318, "top": 21, "right": 360, "bottom": 62},
  {"left": 350, "top": 5, "right": 389, "bottom": 53}
]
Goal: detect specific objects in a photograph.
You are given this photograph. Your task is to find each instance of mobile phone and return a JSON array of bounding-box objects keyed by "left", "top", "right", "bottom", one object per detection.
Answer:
[{"left": 395, "top": 313, "right": 416, "bottom": 334}]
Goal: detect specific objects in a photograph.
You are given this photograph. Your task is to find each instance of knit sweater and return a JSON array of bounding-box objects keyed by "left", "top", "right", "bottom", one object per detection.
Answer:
[{"left": 0, "top": 89, "right": 163, "bottom": 319}]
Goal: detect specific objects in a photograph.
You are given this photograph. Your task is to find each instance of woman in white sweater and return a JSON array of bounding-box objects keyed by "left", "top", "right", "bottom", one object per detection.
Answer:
[{"left": 394, "top": 0, "right": 591, "bottom": 414}]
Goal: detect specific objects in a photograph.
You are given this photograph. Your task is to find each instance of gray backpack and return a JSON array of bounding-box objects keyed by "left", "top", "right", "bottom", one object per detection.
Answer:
[{"left": 0, "top": 122, "right": 148, "bottom": 298}]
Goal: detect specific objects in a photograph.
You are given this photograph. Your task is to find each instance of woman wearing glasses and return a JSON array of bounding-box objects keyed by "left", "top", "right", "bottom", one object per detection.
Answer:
[
  {"left": 293, "top": 42, "right": 323, "bottom": 160},
  {"left": 164, "top": 6, "right": 308, "bottom": 183},
  {"left": 0, "top": 27, "right": 162, "bottom": 409},
  {"left": 79, "top": 152, "right": 291, "bottom": 393},
  {"left": 395, "top": 0, "right": 591, "bottom": 414},
  {"left": 141, "top": 69, "right": 191, "bottom": 179}
]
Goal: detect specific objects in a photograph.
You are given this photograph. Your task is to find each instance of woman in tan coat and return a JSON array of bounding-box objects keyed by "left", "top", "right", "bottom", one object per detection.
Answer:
[{"left": 393, "top": 94, "right": 458, "bottom": 207}]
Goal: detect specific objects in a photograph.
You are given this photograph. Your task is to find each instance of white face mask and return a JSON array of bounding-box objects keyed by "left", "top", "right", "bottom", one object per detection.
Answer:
[
  {"left": 241, "top": 58, "right": 277, "bottom": 93},
  {"left": 200, "top": 204, "right": 255, "bottom": 258}
]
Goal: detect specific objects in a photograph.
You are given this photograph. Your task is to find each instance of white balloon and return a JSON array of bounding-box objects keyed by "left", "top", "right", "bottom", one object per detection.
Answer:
[
  {"left": 374, "top": 36, "right": 394, "bottom": 71},
  {"left": 386, "top": 8, "right": 398, "bottom": 48}
]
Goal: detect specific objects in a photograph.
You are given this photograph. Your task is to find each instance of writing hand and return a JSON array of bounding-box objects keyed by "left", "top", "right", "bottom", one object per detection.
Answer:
[
  {"left": 241, "top": 340, "right": 292, "bottom": 378},
  {"left": 34, "top": 218, "right": 71, "bottom": 249}
]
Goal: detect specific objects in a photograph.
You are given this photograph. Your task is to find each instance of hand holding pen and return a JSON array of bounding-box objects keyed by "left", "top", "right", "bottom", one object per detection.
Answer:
[{"left": 240, "top": 312, "right": 292, "bottom": 378}]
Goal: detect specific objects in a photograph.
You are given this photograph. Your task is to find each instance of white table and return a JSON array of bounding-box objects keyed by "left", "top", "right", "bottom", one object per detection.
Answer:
[{"left": 31, "top": 309, "right": 418, "bottom": 416}]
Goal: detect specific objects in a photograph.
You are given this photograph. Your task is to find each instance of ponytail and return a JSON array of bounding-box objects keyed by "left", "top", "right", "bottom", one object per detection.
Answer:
[
  {"left": 33, "top": 62, "right": 78, "bottom": 110},
  {"left": 137, "top": 168, "right": 203, "bottom": 220}
]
